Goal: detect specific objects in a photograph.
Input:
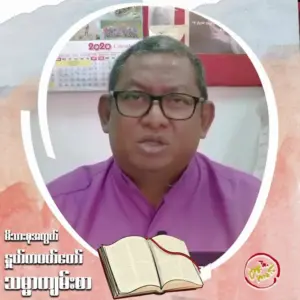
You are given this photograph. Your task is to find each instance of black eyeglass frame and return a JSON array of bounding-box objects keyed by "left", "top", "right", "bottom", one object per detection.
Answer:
[{"left": 110, "top": 90, "right": 207, "bottom": 121}]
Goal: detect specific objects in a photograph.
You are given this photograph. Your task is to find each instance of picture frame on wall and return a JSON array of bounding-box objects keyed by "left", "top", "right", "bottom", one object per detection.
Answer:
[
  {"left": 71, "top": 7, "right": 144, "bottom": 41},
  {"left": 99, "top": 7, "right": 144, "bottom": 40},
  {"left": 149, "top": 6, "right": 175, "bottom": 26},
  {"left": 142, "top": 6, "right": 260, "bottom": 86},
  {"left": 100, "top": 20, "right": 143, "bottom": 40},
  {"left": 143, "top": 6, "right": 189, "bottom": 45},
  {"left": 70, "top": 20, "right": 101, "bottom": 41},
  {"left": 189, "top": 13, "right": 245, "bottom": 54}
]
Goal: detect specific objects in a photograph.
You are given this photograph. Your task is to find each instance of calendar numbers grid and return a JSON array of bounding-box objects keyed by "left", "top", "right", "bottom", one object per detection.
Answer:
[{"left": 48, "top": 40, "right": 138, "bottom": 92}]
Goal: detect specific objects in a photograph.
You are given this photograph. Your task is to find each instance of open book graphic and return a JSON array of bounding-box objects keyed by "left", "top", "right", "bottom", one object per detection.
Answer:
[{"left": 98, "top": 235, "right": 203, "bottom": 298}]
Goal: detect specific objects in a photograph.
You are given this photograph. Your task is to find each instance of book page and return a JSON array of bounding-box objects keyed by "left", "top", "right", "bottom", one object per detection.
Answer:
[
  {"left": 104, "top": 236, "right": 160, "bottom": 294},
  {"left": 148, "top": 235, "right": 202, "bottom": 289}
]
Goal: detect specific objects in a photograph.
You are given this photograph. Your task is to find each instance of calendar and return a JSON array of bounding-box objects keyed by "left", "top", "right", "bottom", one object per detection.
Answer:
[{"left": 49, "top": 39, "right": 140, "bottom": 92}]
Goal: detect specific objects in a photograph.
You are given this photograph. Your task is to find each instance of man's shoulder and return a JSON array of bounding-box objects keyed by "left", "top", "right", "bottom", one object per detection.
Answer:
[
  {"left": 196, "top": 152, "right": 261, "bottom": 194},
  {"left": 195, "top": 153, "right": 262, "bottom": 246},
  {"left": 47, "top": 158, "right": 114, "bottom": 198}
]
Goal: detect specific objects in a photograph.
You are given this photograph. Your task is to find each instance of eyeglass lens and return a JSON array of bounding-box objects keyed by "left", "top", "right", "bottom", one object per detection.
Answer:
[{"left": 115, "top": 91, "right": 197, "bottom": 120}]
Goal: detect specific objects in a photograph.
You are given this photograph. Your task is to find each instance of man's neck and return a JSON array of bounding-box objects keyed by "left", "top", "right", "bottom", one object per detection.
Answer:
[
  {"left": 137, "top": 176, "right": 172, "bottom": 208},
  {"left": 126, "top": 167, "right": 187, "bottom": 208}
]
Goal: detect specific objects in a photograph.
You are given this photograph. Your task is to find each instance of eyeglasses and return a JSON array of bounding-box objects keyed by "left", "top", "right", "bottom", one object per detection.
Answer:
[{"left": 111, "top": 90, "right": 206, "bottom": 120}]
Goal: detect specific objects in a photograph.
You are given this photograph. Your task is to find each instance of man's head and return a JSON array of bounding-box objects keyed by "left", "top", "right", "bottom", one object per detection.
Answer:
[{"left": 98, "top": 35, "right": 214, "bottom": 178}]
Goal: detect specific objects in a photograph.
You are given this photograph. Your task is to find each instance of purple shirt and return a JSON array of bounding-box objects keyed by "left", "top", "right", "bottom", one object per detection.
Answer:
[{"left": 47, "top": 153, "right": 260, "bottom": 254}]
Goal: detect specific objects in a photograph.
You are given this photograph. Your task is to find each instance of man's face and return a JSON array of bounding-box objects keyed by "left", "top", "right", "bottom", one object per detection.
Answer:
[{"left": 99, "top": 53, "right": 214, "bottom": 173}]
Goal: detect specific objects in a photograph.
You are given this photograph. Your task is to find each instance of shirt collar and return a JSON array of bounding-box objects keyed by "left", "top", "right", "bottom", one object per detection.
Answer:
[{"left": 111, "top": 153, "right": 201, "bottom": 206}]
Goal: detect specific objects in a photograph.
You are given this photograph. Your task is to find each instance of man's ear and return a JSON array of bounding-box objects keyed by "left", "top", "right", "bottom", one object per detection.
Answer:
[
  {"left": 200, "top": 101, "right": 215, "bottom": 139},
  {"left": 98, "top": 94, "right": 111, "bottom": 134}
]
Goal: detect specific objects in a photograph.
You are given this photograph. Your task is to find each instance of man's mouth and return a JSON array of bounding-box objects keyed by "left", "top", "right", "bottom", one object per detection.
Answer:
[{"left": 137, "top": 137, "right": 168, "bottom": 154}]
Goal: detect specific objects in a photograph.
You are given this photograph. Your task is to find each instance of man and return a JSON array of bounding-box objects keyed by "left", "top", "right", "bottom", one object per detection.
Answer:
[{"left": 48, "top": 35, "right": 260, "bottom": 264}]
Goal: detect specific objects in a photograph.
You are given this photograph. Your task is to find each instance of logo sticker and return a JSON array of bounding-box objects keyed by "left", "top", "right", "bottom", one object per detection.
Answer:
[{"left": 244, "top": 253, "right": 280, "bottom": 289}]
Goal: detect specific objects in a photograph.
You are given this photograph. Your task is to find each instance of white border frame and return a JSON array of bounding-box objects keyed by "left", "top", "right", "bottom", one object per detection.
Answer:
[{"left": 21, "top": 2, "right": 278, "bottom": 276}]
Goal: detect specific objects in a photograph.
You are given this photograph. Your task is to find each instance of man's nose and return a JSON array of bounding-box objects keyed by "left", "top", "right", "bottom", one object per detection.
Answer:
[{"left": 140, "top": 101, "right": 169, "bottom": 128}]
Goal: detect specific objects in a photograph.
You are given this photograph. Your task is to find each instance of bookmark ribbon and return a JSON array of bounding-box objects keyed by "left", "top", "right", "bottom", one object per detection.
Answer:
[{"left": 147, "top": 238, "right": 200, "bottom": 272}]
